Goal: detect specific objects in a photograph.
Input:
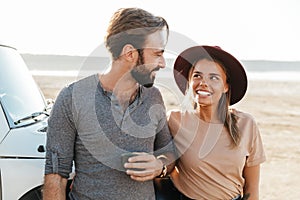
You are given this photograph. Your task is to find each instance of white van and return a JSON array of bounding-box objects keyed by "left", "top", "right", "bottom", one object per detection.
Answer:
[{"left": 0, "top": 44, "right": 49, "bottom": 199}]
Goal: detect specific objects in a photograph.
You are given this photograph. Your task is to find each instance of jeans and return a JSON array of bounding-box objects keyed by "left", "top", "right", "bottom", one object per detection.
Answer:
[
  {"left": 154, "top": 177, "right": 244, "bottom": 200},
  {"left": 154, "top": 177, "right": 192, "bottom": 200}
]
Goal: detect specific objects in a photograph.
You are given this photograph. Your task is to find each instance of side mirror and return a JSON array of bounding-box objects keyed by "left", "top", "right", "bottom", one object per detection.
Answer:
[{"left": 45, "top": 98, "right": 54, "bottom": 111}]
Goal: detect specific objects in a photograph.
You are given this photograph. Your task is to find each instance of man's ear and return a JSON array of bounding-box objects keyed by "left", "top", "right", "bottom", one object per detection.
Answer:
[{"left": 121, "top": 44, "right": 138, "bottom": 62}]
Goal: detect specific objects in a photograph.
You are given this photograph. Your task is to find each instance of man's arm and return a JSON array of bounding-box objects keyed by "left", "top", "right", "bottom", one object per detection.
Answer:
[
  {"left": 43, "top": 174, "right": 68, "bottom": 200},
  {"left": 43, "top": 86, "right": 75, "bottom": 199},
  {"left": 125, "top": 107, "right": 176, "bottom": 181}
]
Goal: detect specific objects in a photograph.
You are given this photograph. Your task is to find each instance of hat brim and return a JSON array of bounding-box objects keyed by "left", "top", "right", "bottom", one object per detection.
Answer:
[{"left": 173, "top": 46, "right": 247, "bottom": 105}]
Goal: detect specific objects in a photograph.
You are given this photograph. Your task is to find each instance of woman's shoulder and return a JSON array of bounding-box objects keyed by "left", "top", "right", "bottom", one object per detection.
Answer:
[
  {"left": 167, "top": 109, "right": 182, "bottom": 122},
  {"left": 231, "top": 108, "right": 257, "bottom": 123},
  {"left": 167, "top": 109, "right": 183, "bottom": 136}
]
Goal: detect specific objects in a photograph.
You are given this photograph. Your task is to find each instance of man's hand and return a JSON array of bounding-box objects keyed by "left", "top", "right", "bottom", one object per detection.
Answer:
[{"left": 124, "top": 152, "right": 163, "bottom": 182}]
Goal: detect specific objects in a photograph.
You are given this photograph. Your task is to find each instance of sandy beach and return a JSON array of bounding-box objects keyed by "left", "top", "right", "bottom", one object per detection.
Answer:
[{"left": 33, "top": 75, "right": 300, "bottom": 199}]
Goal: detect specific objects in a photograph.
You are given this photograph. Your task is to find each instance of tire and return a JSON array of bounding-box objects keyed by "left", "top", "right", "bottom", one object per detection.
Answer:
[
  {"left": 19, "top": 186, "right": 42, "bottom": 200},
  {"left": 19, "top": 180, "right": 72, "bottom": 200}
]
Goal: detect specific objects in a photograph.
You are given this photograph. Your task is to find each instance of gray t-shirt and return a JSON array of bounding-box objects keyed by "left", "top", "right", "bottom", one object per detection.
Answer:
[{"left": 45, "top": 74, "right": 174, "bottom": 200}]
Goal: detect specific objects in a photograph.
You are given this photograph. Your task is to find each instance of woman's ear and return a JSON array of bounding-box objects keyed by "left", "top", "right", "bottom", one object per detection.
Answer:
[
  {"left": 224, "top": 83, "right": 229, "bottom": 93},
  {"left": 121, "top": 44, "right": 138, "bottom": 62}
]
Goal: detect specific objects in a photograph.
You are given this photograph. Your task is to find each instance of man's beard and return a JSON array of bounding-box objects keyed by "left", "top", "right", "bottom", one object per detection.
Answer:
[{"left": 130, "top": 57, "right": 159, "bottom": 88}]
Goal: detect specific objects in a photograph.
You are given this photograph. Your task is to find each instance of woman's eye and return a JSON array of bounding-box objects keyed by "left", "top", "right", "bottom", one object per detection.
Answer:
[
  {"left": 210, "top": 76, "right": 219, "bottom": 80},
  {"left": 192, "top": 73, "right": 201, "bottom": 78}
]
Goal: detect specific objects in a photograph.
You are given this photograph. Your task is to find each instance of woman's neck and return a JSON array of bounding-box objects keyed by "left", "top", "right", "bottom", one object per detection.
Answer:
[{"left": 196, "top": 105, "right": 221, "bottom": 123}]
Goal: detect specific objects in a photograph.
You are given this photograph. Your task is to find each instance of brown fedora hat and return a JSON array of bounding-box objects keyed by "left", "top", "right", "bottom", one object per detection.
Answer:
[{"left": 173, "top": 45, "right": 247, "bottom": 105}]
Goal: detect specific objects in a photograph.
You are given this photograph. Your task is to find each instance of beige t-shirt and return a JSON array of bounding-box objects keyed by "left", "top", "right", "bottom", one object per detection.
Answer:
[{"left": 170, "top": 110, "right": 266, "bottom": 199}]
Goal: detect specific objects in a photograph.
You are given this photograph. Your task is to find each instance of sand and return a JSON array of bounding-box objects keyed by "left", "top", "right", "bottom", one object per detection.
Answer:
[{"left": 33, "top": 75, "right": 300, "bottom": 199}]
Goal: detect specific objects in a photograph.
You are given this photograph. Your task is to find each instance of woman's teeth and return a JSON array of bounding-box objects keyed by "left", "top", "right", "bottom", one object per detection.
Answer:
[{"left": 197, "top": 91, "right": 211, "bottom": 96}]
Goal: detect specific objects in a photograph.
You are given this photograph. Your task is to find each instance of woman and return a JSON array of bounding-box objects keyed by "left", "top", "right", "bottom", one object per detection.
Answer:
[{"left": 167, "top": 46, "right": 266, "bottom": 200}]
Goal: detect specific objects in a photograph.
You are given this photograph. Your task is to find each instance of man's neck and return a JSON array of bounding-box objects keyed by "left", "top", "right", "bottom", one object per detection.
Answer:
[{"left": 98, "top": 67, "right": 139, "bottom": 108}]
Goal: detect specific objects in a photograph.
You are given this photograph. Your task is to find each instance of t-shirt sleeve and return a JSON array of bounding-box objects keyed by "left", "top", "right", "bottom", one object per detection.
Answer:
[
  {"left": 246, "top": 118, "right": 266, "bottom": 167},
  {"left": 44, "top": 86, "right": 76, "bottom": 178}
]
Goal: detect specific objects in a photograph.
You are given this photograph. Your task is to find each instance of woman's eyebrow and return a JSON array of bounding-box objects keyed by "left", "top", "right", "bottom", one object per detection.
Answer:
[
  {"left": 192, "top": 71, "right": 221, "bottom": 77},
  {"left": 209, "top": 73, "right": 221, "bottom": 77}
]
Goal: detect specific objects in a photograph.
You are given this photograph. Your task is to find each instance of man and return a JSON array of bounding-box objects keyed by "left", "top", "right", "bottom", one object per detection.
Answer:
[{"left": 43, "top": 7, "right": 175, "bottom": 200}]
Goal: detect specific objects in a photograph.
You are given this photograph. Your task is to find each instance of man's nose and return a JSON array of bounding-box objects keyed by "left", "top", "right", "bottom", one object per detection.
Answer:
[{"left": 158, "top": 57, "right": 166, "bottom": 69}]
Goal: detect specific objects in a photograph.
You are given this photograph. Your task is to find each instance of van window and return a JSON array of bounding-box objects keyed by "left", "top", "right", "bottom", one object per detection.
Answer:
[{"left": 0, "top": 46, "right": 46, "bottom": 127}]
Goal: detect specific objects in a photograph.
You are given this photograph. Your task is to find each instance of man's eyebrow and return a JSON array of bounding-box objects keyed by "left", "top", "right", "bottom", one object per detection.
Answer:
[
  {"left": 143, "top": 47, "right": 165, "bottom": 54},
  {"left": 152, "top": 48, "right": 164, "bottom": 53}
]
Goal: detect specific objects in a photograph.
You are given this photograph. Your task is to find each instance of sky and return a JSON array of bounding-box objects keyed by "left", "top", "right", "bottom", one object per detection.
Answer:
[{"left": 1, "top": 0, "right": 299, "bottom": 61}]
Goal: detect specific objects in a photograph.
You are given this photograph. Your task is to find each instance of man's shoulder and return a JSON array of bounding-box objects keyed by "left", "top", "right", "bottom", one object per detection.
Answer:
[
  {"left": 55, "top": 74, "right": 98, "bottom": 102},
  {"left": 69, "top": 74, "right": 98, "bottom": 87}
]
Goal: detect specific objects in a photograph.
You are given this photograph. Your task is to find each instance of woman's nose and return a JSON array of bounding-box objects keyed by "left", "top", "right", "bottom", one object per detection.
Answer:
[{"left": 199, "top": 79, "right": 208, "bottom": 87}]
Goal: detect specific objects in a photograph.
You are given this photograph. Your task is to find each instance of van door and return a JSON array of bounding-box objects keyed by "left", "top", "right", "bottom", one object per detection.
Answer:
[{"left": 0, "top": 103, "right": 10, "bottom": 142}]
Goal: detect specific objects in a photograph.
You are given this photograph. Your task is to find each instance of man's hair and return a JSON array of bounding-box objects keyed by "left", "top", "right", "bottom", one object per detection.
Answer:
[{"left": 105, "top": 7, "right": 169, "bottom": 60}]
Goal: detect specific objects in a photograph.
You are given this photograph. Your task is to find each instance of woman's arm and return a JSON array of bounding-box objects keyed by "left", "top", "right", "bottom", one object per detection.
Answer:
[{"left": 243, "top": 165, "right": 261, "bottom": 200}]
